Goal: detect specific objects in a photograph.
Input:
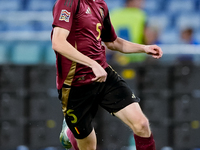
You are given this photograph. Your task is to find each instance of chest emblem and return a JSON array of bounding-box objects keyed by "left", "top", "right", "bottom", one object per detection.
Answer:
[
  {"left": 86, "top": 7, "right": 91, "bottom": 14},
  {"left": 59, "top": 9, "right": 71, "bottom": 22}
]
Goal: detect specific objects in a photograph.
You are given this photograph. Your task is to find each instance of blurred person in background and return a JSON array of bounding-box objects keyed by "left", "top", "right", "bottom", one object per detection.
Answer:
[
  {"left": 144, "top": 25, "right": 161, "bottom": 45},
  {"left": 179, "top": 27, "right": 199, "bottom": 45},
  {"left": 108, "top": 0, "right": 153, "bottom": 64},
  {"left": 177, "top": 27, "right": 200, "bottom": 64},
  {"left": 110, "top": 0, "right": 146, "bottom": 44},
  {"left": 51, "top": 0, "right": 163, "bottom": 150}
]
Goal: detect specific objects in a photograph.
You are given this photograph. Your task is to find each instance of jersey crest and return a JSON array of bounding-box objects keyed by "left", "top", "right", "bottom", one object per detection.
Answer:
[{"left": 59, "top": 9, "right": 71, "bottom": 22}]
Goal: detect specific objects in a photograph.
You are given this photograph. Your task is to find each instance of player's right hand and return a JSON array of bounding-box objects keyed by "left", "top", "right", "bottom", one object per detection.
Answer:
[
  {"left": 91, "top": 62, "right": 107, "bottom": 82},
  {"left": 144, "top": 45, "right": 163, "bottom": 59}
]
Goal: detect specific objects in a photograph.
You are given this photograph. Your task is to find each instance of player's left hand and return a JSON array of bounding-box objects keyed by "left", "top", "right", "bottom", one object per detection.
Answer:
[{"left": 144, "top": 45, "right": 163, "bottom": 59}]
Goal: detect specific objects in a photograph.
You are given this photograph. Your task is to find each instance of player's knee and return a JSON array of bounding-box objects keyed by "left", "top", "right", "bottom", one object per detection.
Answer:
[
  {"left": 132, "top": 117, "right": 150, "bottom": 135},
  {"left": 77, "top": 139, "right": 96, "bottom": 150}
]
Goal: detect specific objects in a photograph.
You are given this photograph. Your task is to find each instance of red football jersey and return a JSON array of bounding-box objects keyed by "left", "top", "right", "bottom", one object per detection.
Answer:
[{"left": 52, "top": 0, "right": 117, "bottom": 89}]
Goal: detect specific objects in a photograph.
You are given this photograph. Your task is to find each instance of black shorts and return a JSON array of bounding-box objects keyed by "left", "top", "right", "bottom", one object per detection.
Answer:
[{"left": 58, "top": 66, "right": 140, "bottom": 139}]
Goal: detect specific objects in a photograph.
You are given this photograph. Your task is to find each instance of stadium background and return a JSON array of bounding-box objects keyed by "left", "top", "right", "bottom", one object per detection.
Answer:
[{"left": 0, "top": 0, "right": 200, "bottom": 150}]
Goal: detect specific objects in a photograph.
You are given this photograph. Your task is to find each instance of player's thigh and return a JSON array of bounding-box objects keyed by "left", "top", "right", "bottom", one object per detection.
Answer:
[
  {"left": 114, "top": 102, "right": 149, "bottom": 129},
  {"left": 76, "top": 129, "right": 97, "bottom": 150}
]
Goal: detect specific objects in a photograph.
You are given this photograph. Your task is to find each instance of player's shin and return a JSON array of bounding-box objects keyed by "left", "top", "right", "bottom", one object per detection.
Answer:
[{"left": 134, "top": 133, "right": 156, "bottom": 150}]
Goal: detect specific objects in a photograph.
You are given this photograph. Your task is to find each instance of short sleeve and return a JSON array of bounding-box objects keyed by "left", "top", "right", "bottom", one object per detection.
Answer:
[
  {"left": 52, "top": 0, "right": 78, "bottom": 31},
  {"left": 101, "top": 12, "right": 117, "bottom": 42}
]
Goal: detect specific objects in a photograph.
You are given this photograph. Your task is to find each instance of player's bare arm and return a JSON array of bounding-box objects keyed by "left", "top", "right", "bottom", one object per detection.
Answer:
[
  {"left": 104, "top": 37, "right": 163, "bottom": 59},
  {"left": 52, "top": 27, "right": 107, "bottom": 82}
]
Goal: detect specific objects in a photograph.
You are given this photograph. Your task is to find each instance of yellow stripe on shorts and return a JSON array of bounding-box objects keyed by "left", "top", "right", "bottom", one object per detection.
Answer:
[{"left": 75, "top": 127, "right": 80, "bottom": 134}]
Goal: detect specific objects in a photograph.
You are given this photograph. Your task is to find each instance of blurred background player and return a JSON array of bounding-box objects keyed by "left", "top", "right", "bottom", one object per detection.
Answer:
[
  {"left": 110, "top": 0, "right": 146, "bottom": 44},
  {"left": 108, "top": 0, "right": 150, "bottom": 64}
]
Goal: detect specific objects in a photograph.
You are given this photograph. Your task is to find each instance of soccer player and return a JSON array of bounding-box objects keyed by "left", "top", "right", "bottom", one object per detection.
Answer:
[{"left": 51, "top": 0, "right": 163, "bottom": 150}]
